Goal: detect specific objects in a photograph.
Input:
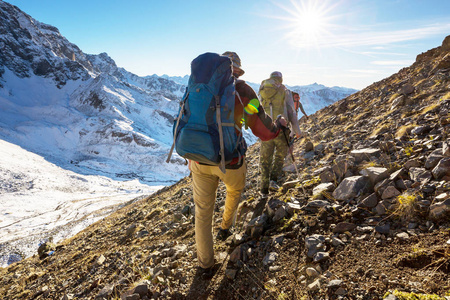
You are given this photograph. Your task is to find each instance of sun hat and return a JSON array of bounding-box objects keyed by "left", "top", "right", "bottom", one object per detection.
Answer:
[{"left": 222, "top": 51, "right": 245, "bottom": 77}]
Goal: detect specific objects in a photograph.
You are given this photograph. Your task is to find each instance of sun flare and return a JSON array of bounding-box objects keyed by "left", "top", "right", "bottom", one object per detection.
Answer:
[
  {"left": 280, "top": 0, "right": 335, "bottom": 48},
  {"left": 296, "top": 9, "right": 325, "bottom": 38}
]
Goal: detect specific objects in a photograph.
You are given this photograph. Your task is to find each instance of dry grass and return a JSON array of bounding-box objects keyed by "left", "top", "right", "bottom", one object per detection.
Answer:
[
  {"left": 395, "top": 125, "right": 417, "bottom": 139},
  {"left": 441, "top": 91, "right": 450, "bottom": 100},
  {"left": 388, "top": 93, "right": 401, "bottom": 103},
  {"left": 344, "top": 123, "right": 354, "bottom": 131},
  {"left": 358, "top": 160, "right": 381, "bottom": 172},
  {"left": 391, "top": 192, "right": 421, "bottom": 222},
  {"left": 371, "top": 123, "right": 392, "bottom": 137},
  {"left": 413, "top": 77, "right": 428, "bottom": 87},
  {"left": 420, "top": 103, "right": 440, "bottom": 115},
  {"left": 354, "top": 111, "right": 371, "bottom": 122},
  {"left": 339, "top": 115, "right": 348, "bottom": 124},
  {"left": 384, "top": 290, "right": 447, "bottom": 300}
]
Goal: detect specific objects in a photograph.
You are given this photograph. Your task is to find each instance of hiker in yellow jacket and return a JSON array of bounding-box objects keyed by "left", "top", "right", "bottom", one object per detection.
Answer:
[{"left": 258, "top": 71, "right": 303, "bottom": 195}]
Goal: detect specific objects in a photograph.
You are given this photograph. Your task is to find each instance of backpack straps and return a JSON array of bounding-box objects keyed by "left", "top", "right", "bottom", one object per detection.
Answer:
[
  {"left": 215, "top": 94, "right": 226, "bottom": 173},
  {"left": 234, "top": 91, "right": 245, "bottom": 166},
  {"left": 166, "top": 91, "right": 189, "bottom": 164}
]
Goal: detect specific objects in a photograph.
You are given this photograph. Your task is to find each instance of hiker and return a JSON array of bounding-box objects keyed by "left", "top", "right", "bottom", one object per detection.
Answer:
[
  {"left": 258, "top": 71, "right": 303, "bottom": 195},
  {"left": 287, "top": 91, "right": 308, "bottom": 160},
  {"left": 291, "top": 91, "right": 309, "bottom": 120},
  {"left": 186, "top": 52, "right": 287, "bottom": 277}
]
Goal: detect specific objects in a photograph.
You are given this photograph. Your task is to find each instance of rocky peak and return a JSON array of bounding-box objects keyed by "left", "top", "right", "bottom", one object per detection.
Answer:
[
  {"left": 86, "top": 52, "right": 119, "bottom": 76},
  {"left": 0, "top": 1, "right": 127, "bottom": 87}
]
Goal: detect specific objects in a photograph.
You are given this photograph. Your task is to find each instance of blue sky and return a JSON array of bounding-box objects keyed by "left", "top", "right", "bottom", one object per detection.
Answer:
[{"left": 5, "top": 0, "right": 450, "bottom": 90}]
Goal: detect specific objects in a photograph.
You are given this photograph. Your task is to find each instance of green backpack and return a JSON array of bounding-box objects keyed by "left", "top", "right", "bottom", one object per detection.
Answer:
[{"left": 259, "top": 78, "right": 286, "bottom": 119}]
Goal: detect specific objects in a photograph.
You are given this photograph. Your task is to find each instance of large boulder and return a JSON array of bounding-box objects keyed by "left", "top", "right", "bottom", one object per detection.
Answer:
[
  {"left": 360, "top": 167, "right": 389, "bottom": 185},
  {"left": 442, "top": 35, "right": 450, "bottom": 51},
  {"left": 425, "top": 149, "right": 444, "bottom": 169},
  {"left": 443, "top": 140, "right": 450, "bottom": 156},
  {"left": 332, "top": 176, "right": 370, "bottom": 201},
  {"left": 429, "top": 198, "right": 450, "bottom": 221},
  {"left": 400, "top": 84, "right": 414, "bottom": 95},
  {"left": 350, "top": 148, "right": 381, "bottom": 163},
  {"left": 332, "top": 158, "right": 355, "bottom": 180},
  {"left": 374, "top": 178, "right": 395, "bottom": 197},
  {"left": 432, "top": 158, "right": 450, "bottom": 180},
  {"left": 409, "top": 167, "right": 432, "bottom": 183},
  {"left": 381, "top": 186, "right": 401, "bottom": 199},
  {"left": 37, "top": 242, "right": 56, "bottom": 259},
  {"left": 312, "top": 183, "right": 335, "bottom": 198},
  {"left": 357, "top": 193, "right": 379, "bottom": 208}
]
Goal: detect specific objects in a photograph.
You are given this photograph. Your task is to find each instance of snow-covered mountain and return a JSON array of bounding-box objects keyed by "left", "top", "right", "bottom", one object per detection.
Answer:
[
  {"left": 0, "top": 139, "right": 161, "bottom": 267},
  {"left": 164, "top": 76, "right": 358, "bottom": 117},
  {"left": 0, "top": 1, "right": 188, "bottom": 185},
  {"left": 246, "top": 82, "right": 358, "bottom": 116}
]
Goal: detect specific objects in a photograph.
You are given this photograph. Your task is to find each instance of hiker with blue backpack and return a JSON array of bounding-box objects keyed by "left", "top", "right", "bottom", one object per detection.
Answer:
[
  {"left": 258, "top": 71, "right": 303, "bottom": 196},
  {"left": 167, "top": 51, "right": 287, "bottom": 278}
]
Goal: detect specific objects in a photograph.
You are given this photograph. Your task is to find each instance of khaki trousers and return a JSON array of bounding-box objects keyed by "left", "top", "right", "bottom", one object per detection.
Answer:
[{"left": 191, "top": 161, "right": 247, "bottom": 268}]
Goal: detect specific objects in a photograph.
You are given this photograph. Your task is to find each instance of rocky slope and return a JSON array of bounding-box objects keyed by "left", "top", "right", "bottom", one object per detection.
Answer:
[
  {"left": 1, "top": 4, "right": 450, "bottom": 300},
  {"left": 1, "top": 34, "right": 449, "bottom": 299}
]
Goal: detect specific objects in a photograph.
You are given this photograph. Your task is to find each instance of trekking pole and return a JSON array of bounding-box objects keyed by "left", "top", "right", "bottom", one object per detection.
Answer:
[
  {"left": 281, "top": 127, "right": 301, "bottom": 179},
  {"left": 277, "top": 116, "right": 308, "bottom": 197}
]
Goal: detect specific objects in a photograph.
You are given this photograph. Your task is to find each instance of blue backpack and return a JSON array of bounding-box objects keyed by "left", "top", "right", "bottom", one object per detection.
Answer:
[{"left": 166, "top": 52, "right": 245, "bottom": 173}]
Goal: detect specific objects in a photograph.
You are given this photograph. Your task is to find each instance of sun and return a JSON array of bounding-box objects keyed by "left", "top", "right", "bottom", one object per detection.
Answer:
[
  {"left": 296, "top": 9, "right": 325, "bottom": 38},
  {"left": 280, "top": 0, "right": 335, "bottom": 48}
]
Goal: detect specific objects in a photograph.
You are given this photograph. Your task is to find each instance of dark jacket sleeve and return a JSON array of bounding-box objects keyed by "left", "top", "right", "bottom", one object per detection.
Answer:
[{"left": 236, "top": 81, "right": 280, "bottom": 141}]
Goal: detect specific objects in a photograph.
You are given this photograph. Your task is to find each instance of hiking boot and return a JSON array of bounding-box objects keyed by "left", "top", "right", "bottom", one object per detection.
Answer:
[
  {"left": 196, "top": 265, "right": 216, "bottom": 280},
  {"left": 216, "top": 228, "right": 231, "bottom": 241},
  {"left": 260, "top": 187, "right": 269, "bottom": 197},
  {"left": 269, "top": 180, "right": 279, "bottom": 191}
]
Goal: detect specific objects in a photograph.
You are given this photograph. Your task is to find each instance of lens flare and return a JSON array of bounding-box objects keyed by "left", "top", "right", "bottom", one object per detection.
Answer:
[{"left": 244, "top": 98, "right": 260, "bottom": 115}]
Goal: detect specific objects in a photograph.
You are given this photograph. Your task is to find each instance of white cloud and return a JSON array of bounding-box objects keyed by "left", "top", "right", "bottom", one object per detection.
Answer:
[
  {"left": 289, "top": 23, "right": 450, "bottom": 48},
  {"left": 362, "top": 51, "right": 407, "bottom": 56},
  {"left": 349, "top": 69, "right": 381, "bottom": 74},
  {"left": 370, "top": 60, "right": 413, "bottom": 66}
]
